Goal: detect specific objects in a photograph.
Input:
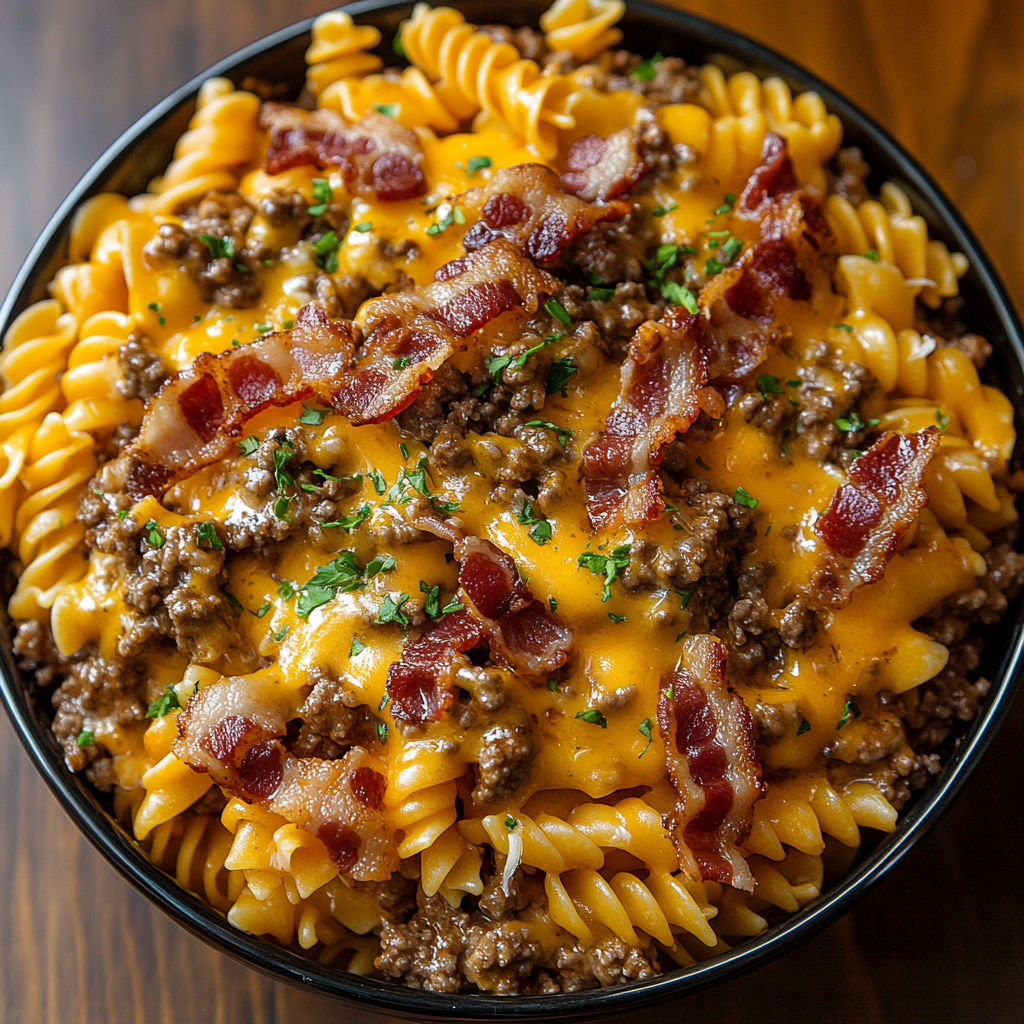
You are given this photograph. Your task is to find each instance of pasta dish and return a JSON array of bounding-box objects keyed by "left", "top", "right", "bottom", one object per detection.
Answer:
[{"left": 4, "top": 0, "right": 1021, "bottom": 994}]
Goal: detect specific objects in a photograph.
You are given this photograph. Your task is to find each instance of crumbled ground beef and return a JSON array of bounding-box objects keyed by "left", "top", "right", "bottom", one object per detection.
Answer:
[
  {"left": 828, "top": 146, "right": 871, "bottom": 207},
  {"left": 471, "top": 724, "right": 533, "bottom": 804},
  {"left": 481, "top": 24, "right": 547, "bottom": 63},
  {"left": 946, "top": 332, "right": 992, "bottom": 369},
  {"left": 288, "top": 670, "right": 370, "bottom": 759},
  {"left": 118, "top": 333, "right": 167, "bottom": 402}
]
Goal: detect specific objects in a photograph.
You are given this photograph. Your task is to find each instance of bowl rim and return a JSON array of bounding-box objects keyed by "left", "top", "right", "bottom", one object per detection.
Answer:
[{"left": 2, "top": 1, "right": 1023, "bottom": 1019}]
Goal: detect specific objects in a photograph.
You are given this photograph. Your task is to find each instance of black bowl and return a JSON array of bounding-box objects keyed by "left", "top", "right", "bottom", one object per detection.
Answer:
[{"left": 2, "top": 2, "right": 1022, "bottom": 1019}]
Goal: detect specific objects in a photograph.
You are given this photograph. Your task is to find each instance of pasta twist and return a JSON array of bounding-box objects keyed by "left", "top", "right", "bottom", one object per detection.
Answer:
[
  {"left": 695, "top": 66, "right": 842, "bottom": 190},
  {"left": 385, "top": 737, "right": 463, "bottom": 857},
  {"left": 144, "top": 78, "right": 262, "bottom": 215},
  {"left": 400, "top": 4, "right": 576, "bottom": 158},
  {"left": 319, "top": 66, "right": 461, "bottom": 133},
  {"left": 305, "top": 10, "right": 383, "bottom": 98},
  {"left": 743, "top": 776, "right": 897, "bottom": 861},
  {"left": 826, "top": 183, "right": 968, "bottom": 308},
  {"left": 540, "top": 0, "right": 625, "bottom": 61}
]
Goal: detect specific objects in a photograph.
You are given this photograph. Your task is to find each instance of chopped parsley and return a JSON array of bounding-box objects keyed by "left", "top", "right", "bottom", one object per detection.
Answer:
[
  {"left": 632, "top": 52, "right": 663, "bottom": 81},
  {"left": 143, "top": 519, "right": 165, "bottom": 548},
  {"left": 313, "top": 230, "right": 341, "bottom": 273},
  {"left": 638, "top": 718, "right": 654, "bottom": 757},
  {"left": 198, "top": 234, "right": 235, "bottom": 262},
  {"left": 936, "top": 409, "right": 950, "bottom": 433},
  {"left": 547, "top": 678, "right": 559, "bottom": 692},
  {"left": 385, "top": 455, "right": 459, "bottom": 514},
  {"left": 321, "top": 503, "right": 372, "bottom": 532},
  {"left": 696, "top": 456, "right": 709, "bottom": 470},
  {"left": 720, "top": 235, "right": 743, "bottom": 263},
  {"left": 308, "top": 178, "right": 332, "bottom": 216},
  {"left": 676, "top": 587, "right": 692, "bottom": 610},
  {"left": 652, "top": 201, "right": 678, "bottom": 217},
  {"left": 375, "top": 592, "right": 411, "bottom": 626},
  {"left": 863, "top": 249, "right": 880, "bottom": 262},
  {"left": 420, "top": 580, "right": 443, "bottom": 620},
  {"left": 733, "top": 486, "right": 759, "bottom": 510},
  {"left": 544, "top": 299, "right": 572, "bottom": 326},
  {"left": 524, "top": 419, "right": 573, "bottom": 447},
  {"left": 195, "top": 521, "right": 223, "bottom": 551},
  {"left": 834, "top": 322, "right": 854, "bottom": 332},
  {"left": 549, "top": 597, "right": 558, "bottom": 613},
  {"left": 466, "top": 155, "right": 492, "bottom": 176},
  {"left": 365, "top": 553, "right": 396, "bottom": 578},
  {"left": 797, "top": 717, "right": 812, "bottom": 736},
  {"left": 704, "top": 256, "right": 725, "bottom": 278},
  {"left": 273, "top": 448, "right": 294, "bottom": 493},
  {"left": 75, "top": 728, "right": 95, "bottom": 748},
  {"left": 147, "top": 301, "right": 165, "bottom": 326},
  {"left": 255, "top": 322, "right": 272, "bottom": 334},
  {"left": 350, "top": 637, "right": 366, "bottom": 658},
  {"left": 277, "top": 580, "right": 295, "bottom": 599},
  {"left": 369, "top": 469, "right": 387, "bottom": 495},
  {"left": 835, "top": 411, "right": 880, "bottom": 433},
  {"left": 607, "top": 612, "right": 627, "bottom": 623},
  {"left": 372, "top": 102, "right": 399, "bottom": 117},
  {"left": 662, "top": 280, "right": 699, "bottom": 313},
  {"left": 505, "top": 814, "right": 518, "bottom": 833},
  {"left": 426, "top": 205, "right": 464, "bottom": 235},
  {"left": 222, "top": 589, "right": 244, "bottom": 613},
  {"left": 485, "top": 353, "right": 512, "bottom": 386},
  {"left": 758, "top": 373, "right": 781, "bottom": 397},
  {"left": 575, "top": 708, "right": 608, "bottom": 728},
  {"left": 515, "top": 500, "right": 552, "bottom": 546},
  {"left": 296, "top": 551, "right": 365, "bottom": 619},
  {"left": 145, "top": 686, "right": 181, "bottom": 719},
  {"left": 587, "top": 286, "right": 616, "bottom": 302},
  {"left": 271, "top": 625, "right": 289, "bottom": 643},
  {"left": 298, "top": 405, "right": 330, "bottom": 425},
  {"left": 117, "top": 510, "right": 129, "bottom": 521},
  {"left": 837, "top": 699, "right": 861, "bottom": 730},
  {"left": 375, "top": 719, "right": 389, "bottom": 745},
  {"left": 255, "top": 603, "right": 271, "bottom": 618},
  {"left": 715, "top": 193, "right": 737, "bottom": 215},
  {"left": 577, "top": 544, "right": 631, "bottom": 602},
  {"left": 393, "top": 355, "right": 411, "bottom": 370},
  {"left": 546, "top": 356, "right": 578, "bottom": 396},
  {"left": 283, "top": 319, "right": 294, "bottom": 331}
]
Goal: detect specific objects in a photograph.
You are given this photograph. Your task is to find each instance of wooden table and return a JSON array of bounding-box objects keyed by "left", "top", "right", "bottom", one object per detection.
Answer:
[{"left": 1, "top": 2, "right": 1022, "bottom": 1020}]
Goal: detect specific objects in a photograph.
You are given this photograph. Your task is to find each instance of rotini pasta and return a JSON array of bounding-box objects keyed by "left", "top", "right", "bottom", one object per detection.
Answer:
[{"left": 6, "top": 8, "right": 1020, "bottom": 997}]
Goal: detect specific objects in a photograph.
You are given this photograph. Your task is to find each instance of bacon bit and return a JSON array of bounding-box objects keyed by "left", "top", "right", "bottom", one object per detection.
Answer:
[
  {"left": 386, "top": 527, "right": 572, "bottom": 724},
  {"left": 560, "top": 129, "right": 646, "bottom": 203},
  {"left": 174, "top": 677, "right": 396, "bottom": 880},
  {"left": 260, "top": 105, "right": 426, "bottom": 201},
  {"left": 583, "top": 309, "right": 718, "bottom": 530},
  {"left": 815, "top": 428, "right": 940, "bottom": 599},
  {"left": 458, "top": 164, "right": 630, "bottom": 262},
  {"left": 114, "top": 244, "right": 553, "bottom": 498},
  {"left": 657, "top": 635, "right": 763, "bottom": 892},
  {"left": 698, "top": 137, "right": 832, "bottom": 384},
  {"left": 739, "top": 131, "right": 798, "bottom": 212},
  {"left": 318, "top": 821, "right": 362, "bottom": 872}
]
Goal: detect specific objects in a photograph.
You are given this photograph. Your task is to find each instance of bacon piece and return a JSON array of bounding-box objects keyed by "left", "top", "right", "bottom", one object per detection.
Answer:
[
  {"left": 386, "top": 527, "right": 572, "bottom": 724},
  {"left": 174, "top": 675, "right": 397, "bottom": 881},
  {"left": 739, "top": 131, "right": 798, "bottom": 213},
  {"left": 815, "top": 428, "right": 940, "bottom": 600},
  {"left": 657, "top": 635, "right": 764, "bottom": 892},
  {"left": 698, "top": 135, "right": 832, "bottom": 384},
  {"left": 583, "top": 308, "right": 719, "bottom": 530},
  {"left": 117, "top": 303, "right": 356, "bottom": 499},
  {"left": 113, "top": 243, "right": 553, "bottom": 498},
  {"left": 560, "top": 129, "right": 646, "bottom": 203},
  {"left": 457, "top": 164, "right": 631, "bottom": 262},
  {"left": 386, "top": 610, "right": 484, "bottom": 724},
  {"left": 260, "top": 105, "right": 426, "bottom": 201}
]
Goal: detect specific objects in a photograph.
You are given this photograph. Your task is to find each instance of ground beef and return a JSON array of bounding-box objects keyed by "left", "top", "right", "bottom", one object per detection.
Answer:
[
  {"left": 946, "top": 332, "right": 992, "bottom": 369},
  {"left": 472, "top": 724, "right": 533, "bottom": 804},
  {"left": 752, "top": 700, "right": 800, "bottom": 746},
  {"left": 118, "top": 333, "right": 167, "bottom": 402},
  {"left": 481, "top": 24, "right": 547, "bottom": 63},
  {"left": 12, "top": 618, "right": 70, "bottom": 688},
  {"left": 397, "top": 362, "right": 470, "bottom": 441},
  {"left": 143, "top": 192, "right": 267, "bottom": 308},
  {"left": 284, "top": 270, "right": 369, "bottom": 320},
  {"left": 288, "top": 670, "right": 369, "bottom": 759},
  {"left": 828, "top": 146, "right": 871, "bottom": 207},
  {"left": 567, "top": 49, "right": 700, "bottom": 106}
]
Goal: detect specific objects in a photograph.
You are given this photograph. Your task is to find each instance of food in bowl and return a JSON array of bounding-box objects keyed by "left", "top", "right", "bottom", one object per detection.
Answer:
[{"left": 4, "top": 0, "right": 1021, "bottom": 994}]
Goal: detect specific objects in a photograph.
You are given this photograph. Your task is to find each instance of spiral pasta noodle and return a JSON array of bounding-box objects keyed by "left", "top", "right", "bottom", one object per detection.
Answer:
[
  {"left": 826, "top": 183, "right": 968, "bottom": 308},
  {"left": 305, "top": 10, "right": 383, "bottom": 99},
  {"left": 400, "top": 4, "right": 577, "bottom": 159},
  {"left": 540, "top": 0, "right": 625, "bottom": 61},
  {"left": 143, "top": 78, "right": 262, "bottom": 215}
]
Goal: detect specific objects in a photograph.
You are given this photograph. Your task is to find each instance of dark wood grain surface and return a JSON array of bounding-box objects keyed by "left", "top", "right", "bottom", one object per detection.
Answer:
[{"left": 1, "top": 2, "right": 1022, "bottom": 1021}]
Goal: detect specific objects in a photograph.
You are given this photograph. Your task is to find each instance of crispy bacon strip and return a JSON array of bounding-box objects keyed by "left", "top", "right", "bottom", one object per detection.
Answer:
[
  {"left": 117, "top": 304, "right": 357, "bottom": 499},
  {"left": 386, "top": 525, "right": 572, "bottom": 724},
  {"left": 174, "top": 675, "right": 397, "bottom": 881},
  {"left": 815, "top": 427, "right": 940, "bottom": 601},
  {"left": 560, "top": 129, "right": 646, "bottom": 203},
  {"left": 657, "top": 635, "right": 764, "bottom": 892},
  {"left": 458, "top": 164, "right": 631, "bottom": 262},
  {"left": 115, "top": 242, "right": 554, "bottom": 498},
  {"left": 260, "top": 105, "right": 426, "bottom": 201},
  {"left": 583, "top": 308, "right": 720, "bottom": 530},
  {"left": 698, "top": 133, "right": 832, "bottom": 383}
]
